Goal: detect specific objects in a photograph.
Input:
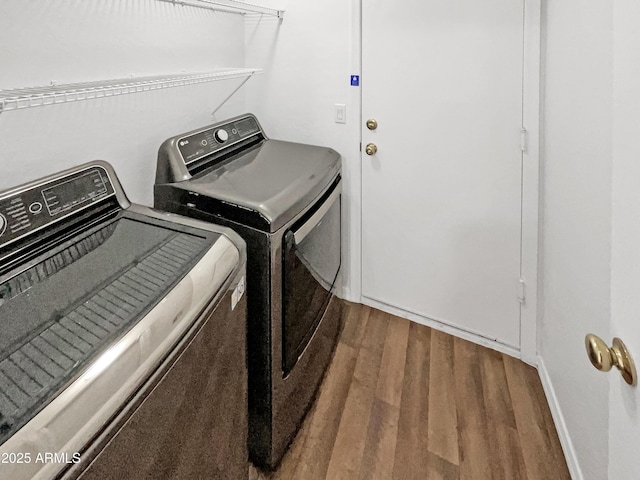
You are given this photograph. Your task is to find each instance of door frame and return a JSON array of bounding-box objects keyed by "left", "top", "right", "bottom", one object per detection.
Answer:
[
  {"left": 519, "top": 0, "right": 541, "bottom": 365},
  {"left": 353, "top": 0, "right": 542, "bottom": 365}
]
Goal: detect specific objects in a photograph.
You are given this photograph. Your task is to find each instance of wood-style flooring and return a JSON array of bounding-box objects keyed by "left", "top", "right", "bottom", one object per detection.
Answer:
[{"left": 250, "top": 303, "right": 571, "bottom": 480}]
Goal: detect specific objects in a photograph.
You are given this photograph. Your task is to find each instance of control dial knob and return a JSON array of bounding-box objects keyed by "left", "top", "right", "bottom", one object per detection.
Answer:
[
  {"left": 0, "top": 213, "right": 6, "bottom": 237},
  {"left": 214, "top": 129, "right": 229, "bottom": 143}
]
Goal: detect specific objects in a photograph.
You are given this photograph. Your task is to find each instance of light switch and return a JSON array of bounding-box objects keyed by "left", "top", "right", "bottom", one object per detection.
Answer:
[{"left": 335, "top": 104, "right": 346, "bottom": 124}]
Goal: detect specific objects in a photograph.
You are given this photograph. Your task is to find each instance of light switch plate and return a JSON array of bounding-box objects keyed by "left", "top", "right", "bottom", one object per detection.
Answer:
[{"left": 335, "top": 104, "right": 346, "bottom": 124}]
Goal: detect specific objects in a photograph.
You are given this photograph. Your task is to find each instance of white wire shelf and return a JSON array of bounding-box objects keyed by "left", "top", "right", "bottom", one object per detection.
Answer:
[
  {"left": 158, "top": 0, "right": 284, "bottom": 18},
  {"left": 0, "top": 68, "right": 263, "bottom": 113}
]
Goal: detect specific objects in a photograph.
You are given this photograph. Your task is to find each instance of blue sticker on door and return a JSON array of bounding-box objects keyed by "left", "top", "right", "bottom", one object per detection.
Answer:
[{"left": 350, "top": 75, "right": 360, "bottom": 86}]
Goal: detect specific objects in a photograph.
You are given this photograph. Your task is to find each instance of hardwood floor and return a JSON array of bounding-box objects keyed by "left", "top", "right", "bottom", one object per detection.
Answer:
[{"left": 250, "top": 303, "right": 571, "bottom": 480}]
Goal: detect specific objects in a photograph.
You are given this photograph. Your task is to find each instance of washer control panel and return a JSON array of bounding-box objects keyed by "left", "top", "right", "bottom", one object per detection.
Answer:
[
  {"left": 178, "top": 115, "right": 261, "bottom": 166},
  {"left": 0, "top": 166, "right": 115, "bottom": 249}
]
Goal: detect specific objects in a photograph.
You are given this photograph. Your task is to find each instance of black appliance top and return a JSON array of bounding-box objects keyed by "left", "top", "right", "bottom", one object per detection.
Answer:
[
  {"left": 0, "top": 162, "right": 220, "bottom": 448},
  {"left": 155, "top": 114, "right": 342, "bottom": 232}
]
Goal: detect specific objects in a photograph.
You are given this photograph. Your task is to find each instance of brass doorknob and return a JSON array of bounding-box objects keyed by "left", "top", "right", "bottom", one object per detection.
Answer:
[
  {"left": 366, "top": 119, "right": 378, "bottom": 130},
  {"left": 585, "top": 334, "right": 637, "bottom": 386},
  {"left": 365, "top": 143, "right": 377, "bottom": 155}
]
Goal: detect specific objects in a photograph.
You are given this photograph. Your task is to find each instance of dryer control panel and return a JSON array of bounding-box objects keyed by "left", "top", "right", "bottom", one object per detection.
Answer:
[
  {"left": 0, "top": 166, "right": 115, "bottom": 249},
  {"left": 177, "top": 115, "right": 262, "bottom": 166}
]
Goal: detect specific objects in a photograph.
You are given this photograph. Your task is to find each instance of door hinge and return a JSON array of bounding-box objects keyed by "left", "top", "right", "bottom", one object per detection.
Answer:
[
  {"left": 520, "top": 128, "right": 528, "bottom": 153},
  {"left": 518, "top": 278, "right": 526, "bottom": 304}
]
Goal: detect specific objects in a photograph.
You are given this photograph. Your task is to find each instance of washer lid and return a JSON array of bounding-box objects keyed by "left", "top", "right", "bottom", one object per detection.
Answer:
[
  {"left": 183, "top": 139, "right": 341, "bottom": 232},
  {"left": 0, "top": 213, "right": 240, "bottom": 480},
  {"left": 0, "top": 213, "right": 218, "bottom": 447}
]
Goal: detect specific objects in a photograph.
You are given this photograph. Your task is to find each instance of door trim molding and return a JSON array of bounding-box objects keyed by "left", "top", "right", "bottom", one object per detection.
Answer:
[{"left": 520, "top": 0, "right": 541, "bottom": 364}]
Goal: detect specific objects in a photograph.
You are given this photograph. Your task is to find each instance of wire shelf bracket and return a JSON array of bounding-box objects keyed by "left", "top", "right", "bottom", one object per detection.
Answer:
[{"left": 0, "top": 68, "right": 263, "bottom": 114}]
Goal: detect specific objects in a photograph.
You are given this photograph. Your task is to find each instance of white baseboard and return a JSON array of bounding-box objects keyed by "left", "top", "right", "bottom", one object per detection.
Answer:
[
  {"left": 361, "top": 296, "right": 522, "bottom": 360},
  {"left": 537, "top": 356, "right": 584, "bottom": 480}
]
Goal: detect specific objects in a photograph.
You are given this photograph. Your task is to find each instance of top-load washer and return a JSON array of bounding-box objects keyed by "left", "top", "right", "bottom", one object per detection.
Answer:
[
  {"left": 0, "top": 161, "right": 248, "bottom": 479},
  {"left": 154, "top": 113, "right": 343, "bottom": 469}
]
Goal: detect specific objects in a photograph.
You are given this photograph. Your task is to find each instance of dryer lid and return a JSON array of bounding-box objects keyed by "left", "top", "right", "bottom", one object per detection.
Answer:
[{"left": 185, "top": 139, "right": 341, "bottom": 232}]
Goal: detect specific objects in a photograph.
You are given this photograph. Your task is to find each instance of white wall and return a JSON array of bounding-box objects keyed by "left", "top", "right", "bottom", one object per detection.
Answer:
[
  {"left": 540, "top": 0, "right": 612, "bottom": 478},
  {"left": 0, "top": 0, "right": 248, "bottom": 206},
  {"left": 244, "top": 0, "right": 361, "bottom": 300}
]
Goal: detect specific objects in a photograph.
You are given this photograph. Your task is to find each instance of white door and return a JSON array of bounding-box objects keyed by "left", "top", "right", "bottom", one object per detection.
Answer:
[
  {"left": 361, "top": 0, "right": 525, "bottom": 346},
  {"left": 608, "top": 2, "right": 640, "bottom": 477}
]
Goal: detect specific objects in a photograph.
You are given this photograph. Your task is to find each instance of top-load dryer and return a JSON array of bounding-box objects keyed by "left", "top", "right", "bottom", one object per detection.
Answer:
[{"left": 154, "top": 114, "right": 343, "bottom": 468}]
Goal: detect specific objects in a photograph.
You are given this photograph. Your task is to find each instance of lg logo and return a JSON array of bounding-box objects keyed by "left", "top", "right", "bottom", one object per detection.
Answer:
[{"left": 179, "top": 140, "right": 189, "bottom": 147}]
